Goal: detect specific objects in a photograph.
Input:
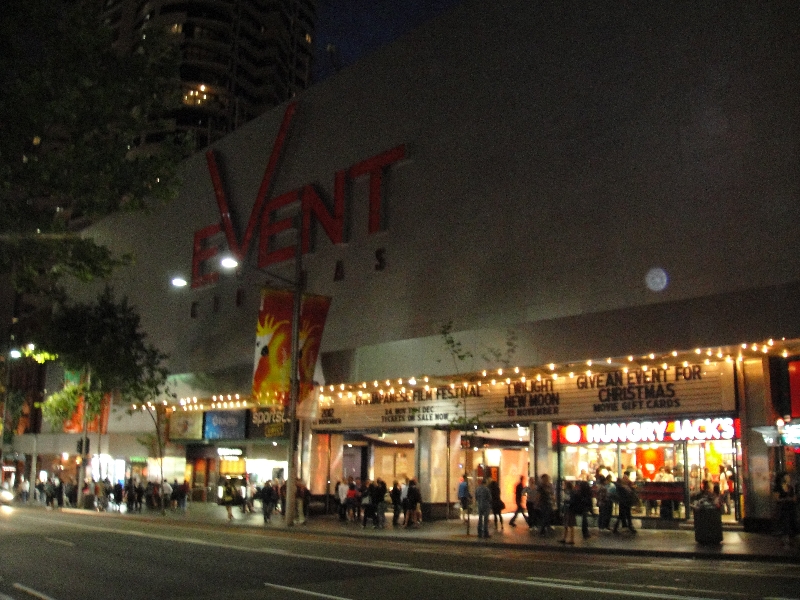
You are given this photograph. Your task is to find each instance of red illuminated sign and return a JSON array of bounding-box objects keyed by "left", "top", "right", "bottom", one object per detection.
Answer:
[{"left": 192, "top": 102, "right": 406, "bottom": 288}]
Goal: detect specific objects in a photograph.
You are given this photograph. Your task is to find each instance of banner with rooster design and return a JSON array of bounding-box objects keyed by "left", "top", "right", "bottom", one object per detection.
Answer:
[{"left": 251, "top": 289, "right": 331, "bottom": 408}]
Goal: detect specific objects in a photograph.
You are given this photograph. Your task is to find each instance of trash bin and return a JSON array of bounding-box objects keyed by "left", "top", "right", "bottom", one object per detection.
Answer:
[{"left": 693, "top": 506, "right": 723, "bottom": 545}]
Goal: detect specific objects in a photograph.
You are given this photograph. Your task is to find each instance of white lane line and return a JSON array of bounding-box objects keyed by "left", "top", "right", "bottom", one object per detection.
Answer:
[
  {"left": 371, "top": 561, "right": 409, "bottom": 568},
  {"left": 12, "top": 583, "right": 58, "bottom": 600},
  {"left": 43, "top": 537, "right": 75, "bottom": 547},
  {"left": 264, "top": 582, "right": 351, "bottom": 599},
  {"left": 11, "top": 514, "right": 724, "bottom": 600}
]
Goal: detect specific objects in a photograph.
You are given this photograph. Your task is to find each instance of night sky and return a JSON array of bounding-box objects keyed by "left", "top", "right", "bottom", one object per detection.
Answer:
[{"left": 312, "top": 0, "right": 463, "bottom": 82}]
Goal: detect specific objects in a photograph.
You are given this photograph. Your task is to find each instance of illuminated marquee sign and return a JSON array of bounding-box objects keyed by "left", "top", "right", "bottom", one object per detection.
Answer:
[
  {"left": 557, "top": 417, "right": 740, "bottom": 445},
  {"left": 192, "top": 101, "right": 406, "bottom": 288},
  {"left": 313, "top": 361, "right": 736, "bottom": 431}
]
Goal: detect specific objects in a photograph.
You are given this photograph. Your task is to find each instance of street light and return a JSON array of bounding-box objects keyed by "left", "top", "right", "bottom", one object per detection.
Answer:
[
  {"left": 219, "top": 246, "right": 303, "bottom": 527},
  {"left": 1, "top": 347, "right": 20, "bottom": 477}
]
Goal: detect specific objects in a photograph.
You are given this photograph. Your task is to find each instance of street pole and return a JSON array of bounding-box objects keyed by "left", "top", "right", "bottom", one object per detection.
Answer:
[
  {"left": 284, "top": 230, "right": 303, "bottom": 526},
  {"left": 76, "top": 368, "right": 91, "bottom": 508},
  {"left": 0, "top": 356, "right": 8, "bottom": 476},
  {"left": 29, "top": 433, "right": 37, "bottom": 498}
]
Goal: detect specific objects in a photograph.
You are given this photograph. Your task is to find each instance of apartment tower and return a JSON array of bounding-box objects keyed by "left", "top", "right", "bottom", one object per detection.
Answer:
[{"left": 103, "top": 0, "right": 316, "bottom": 147}]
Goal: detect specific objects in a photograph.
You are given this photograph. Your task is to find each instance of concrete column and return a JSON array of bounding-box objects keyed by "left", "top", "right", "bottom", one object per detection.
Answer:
[
  {"left": 416, "top": 427, "right": 450, "bottom": 518},
  {"left": 307, "top": 433, "right": 329, "bottom": 496},
  {"left": 329, "top": 434, "right": 344, "bottom": 484},
  {"left": 532, "top": 421, "right": 554, "bottom": 479},
  {"left": 741, "top": 358, "right": 775, "bottom": 530}
]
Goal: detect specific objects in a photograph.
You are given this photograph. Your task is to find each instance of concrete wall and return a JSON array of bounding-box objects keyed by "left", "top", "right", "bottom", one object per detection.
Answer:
[{"left": 76, "top": 1, "right": 798, "bottom": 396}]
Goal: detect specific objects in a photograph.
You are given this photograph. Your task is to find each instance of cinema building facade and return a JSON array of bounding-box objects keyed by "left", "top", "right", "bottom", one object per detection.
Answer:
[{"left": 13, "top": 2, "right": 799, "bottom": 529}]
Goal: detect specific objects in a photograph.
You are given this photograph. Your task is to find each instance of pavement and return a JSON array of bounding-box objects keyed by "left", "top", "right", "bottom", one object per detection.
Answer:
[{"left": 20, "top": 500, "right": 799, "bottom": 564}]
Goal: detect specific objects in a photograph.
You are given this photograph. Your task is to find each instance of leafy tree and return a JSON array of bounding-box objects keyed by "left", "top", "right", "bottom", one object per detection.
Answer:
[
  {"left": 34, "top": 287, "right": 171, "bottom": 505},
  {"left": 0, "top": 0, "right": 190, "bottom": 300},
  {"left": 439, "top": 320, "right": 488, "bottom": 433},
  {"left": 439, "top": 321, "right": 519, "bottom": 434}
]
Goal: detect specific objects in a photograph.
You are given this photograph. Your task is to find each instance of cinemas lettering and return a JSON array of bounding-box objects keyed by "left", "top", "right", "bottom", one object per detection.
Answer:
[
  {"left": 505, "top": 379, "right": 560, "bottom": 417},
  {"left": 192, "top": 101, "right": 406, "bottom": 288},
  {"left": 577, "top": 366, "right": 703, "bottom": 413}
]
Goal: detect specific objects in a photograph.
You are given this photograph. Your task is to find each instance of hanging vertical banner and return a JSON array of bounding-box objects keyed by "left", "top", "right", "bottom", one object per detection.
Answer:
[
  {"left": 251, "top": 289, "right": 331, "bottom": 407},
  {"left": 60, "top": 371, "right": 110, "bottom": 435}
]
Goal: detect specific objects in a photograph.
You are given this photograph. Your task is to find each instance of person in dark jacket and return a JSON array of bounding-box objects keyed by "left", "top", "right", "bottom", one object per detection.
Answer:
[
  {"left": 390, "top": 480, "right": 403, "bottom": 527},
  {"left": 509, "top": 475, "right": 527, "bottom": 527},
  {"left": 405, "top": 479, "right": 422, "bottom": 528},
  {"left": 361, "top": 480, "right": 377, "bottom": 528},
  {"left": 573, "top": 480, "right": 594, "bottom": 539},
  {"left": 488, "top": 478, "right": 504, "bottom": 531},
  {"left": 475, "top": 478, "right": 492, "bottom": 539},
  {"left": 612, "top": 472, "right": 637, "bottom": 534}
]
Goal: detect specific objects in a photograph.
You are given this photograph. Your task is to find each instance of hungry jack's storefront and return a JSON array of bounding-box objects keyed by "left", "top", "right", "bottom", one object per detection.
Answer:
[
  {"left": 556, "top": 416, "right": 742, "bottom": 522},
  {"left": 310, "top": 356, "right": 743, "bottom": 521}
]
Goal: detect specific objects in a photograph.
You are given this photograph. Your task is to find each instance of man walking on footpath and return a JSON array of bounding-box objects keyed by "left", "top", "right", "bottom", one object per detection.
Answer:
[
  {"left": 509, "top": 475, "right": 526, "bottom": 527},
  {"left": 457, "top": 475, "right": 471, "bottom": 522},
  {"left": 612, "top": 471, "right": 638, "bottom": 534},
  {"left": 475, "top": 477, "right": 492, "bottom": 539}
]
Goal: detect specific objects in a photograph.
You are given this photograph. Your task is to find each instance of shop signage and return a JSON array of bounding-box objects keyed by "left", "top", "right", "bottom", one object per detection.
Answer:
[
  {"left": 217, "top": 447, "right": 243, "bottom": 456},
  {"left": 312, "top": 361, "right": 735, "bottom": 431},
  {"left": 556, "top": 417, "right": 740, "bottom": 444},
  {"left": 192, "top": 101, "right": 406, "bottom": 288},
  {"left": 204, "top": 410, "right": 247, "bottom": 440},
  {"left": 781, "top": 424, "right": 800, "bottom": 445},
  {"left": 248, "top": 406, "right": 290, "bottom": 439},
  {"left": 169, "top": 411, "right": 204, "bottom": 440}
]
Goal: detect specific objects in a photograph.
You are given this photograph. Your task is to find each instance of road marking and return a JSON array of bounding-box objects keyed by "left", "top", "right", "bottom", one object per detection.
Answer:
[
  {"left": 43, "top": 537, "right": 74, "bottom": 547},
  {"left": 12, "top": 583, "right": 58, "bottom": 600},
  {"left": 371, "top": 561, "right": 409, "bottom": 568},
  {"left": 2, "top": 514, "right": 743, "bottom": 600},
  {"left": 264, "top": 582, "right": 351, "bottom": 599}
]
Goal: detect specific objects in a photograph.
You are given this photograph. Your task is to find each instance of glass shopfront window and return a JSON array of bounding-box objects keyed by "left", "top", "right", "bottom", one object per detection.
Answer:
[{"left": 556, "top": 417, "right": 741, "bottom": 521}]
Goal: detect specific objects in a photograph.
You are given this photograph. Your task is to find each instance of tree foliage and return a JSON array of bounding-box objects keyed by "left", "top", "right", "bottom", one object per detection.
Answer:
[
  {"left": 34, "top": 287, "right": 171, "bottom": 425},
  {"left": 0, "top": 0, "right": 191, "bottom": 299}
]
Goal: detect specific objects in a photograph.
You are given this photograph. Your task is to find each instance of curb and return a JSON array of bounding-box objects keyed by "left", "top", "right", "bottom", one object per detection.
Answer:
[{"left": 25, "top": 505, "right": 800, "bottom": 564}]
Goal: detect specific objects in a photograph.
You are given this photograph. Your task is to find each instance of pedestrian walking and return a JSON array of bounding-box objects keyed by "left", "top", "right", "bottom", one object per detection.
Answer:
[
  {"left": 595, "top": 475, "right": 613, "bottom": 531},
  {"left": 457, "top": 475, "right": 471, "bottom": 522},
  {"left": 534, "top": 474, "right": 555, "bottom": 535},
  {"left": 509, "top": 475, "right": 526, "bottom": 527},
  {"left": 573, "top": 480, "right": 594, "bottom": 539},
  {"left": 612, "top": 471, "right": 637, "bottom": 534},
  {"left": 773, "top": 472, "right": 798, "bottom": 547},
  {"left": 475, "top": 477, "right": 492, "bottom": 539},
  {"left": 488, "top": 478, "right": 504, "bottom": 531},
  {"left": 560, "top": 481, "right": 576, "bottom": 544}
]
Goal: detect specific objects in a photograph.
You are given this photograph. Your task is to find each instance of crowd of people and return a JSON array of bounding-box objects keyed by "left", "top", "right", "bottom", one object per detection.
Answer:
[
  {"left": 2, "top": 465, "right": 797, "bottom": 549},
  {"left": 456, "top": 464, "right": 754, "bottom": 543},
  {"left": 333, "top": 477, "right": 423, "bottom": 529}
]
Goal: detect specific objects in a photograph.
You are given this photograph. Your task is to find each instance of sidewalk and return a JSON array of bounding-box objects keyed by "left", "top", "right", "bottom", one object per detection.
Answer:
[{"left": 46, "top": 501, "right": 800, "bottom": 563}]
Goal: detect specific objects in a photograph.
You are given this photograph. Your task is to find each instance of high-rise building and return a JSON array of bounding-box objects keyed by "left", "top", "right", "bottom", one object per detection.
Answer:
[{"left": 102, "top": 0, "right": 316, "bottom": 147}]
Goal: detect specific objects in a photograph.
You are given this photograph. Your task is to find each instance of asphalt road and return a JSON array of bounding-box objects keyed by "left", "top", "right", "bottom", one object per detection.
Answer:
[{"left": 0, "top": 507, "right": 797, "bottom": 600}]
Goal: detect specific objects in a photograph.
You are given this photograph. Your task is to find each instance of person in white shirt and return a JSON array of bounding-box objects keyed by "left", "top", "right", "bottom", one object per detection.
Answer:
[{"left": 161, "top": 480, "right": 173, "bottom": 510}]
